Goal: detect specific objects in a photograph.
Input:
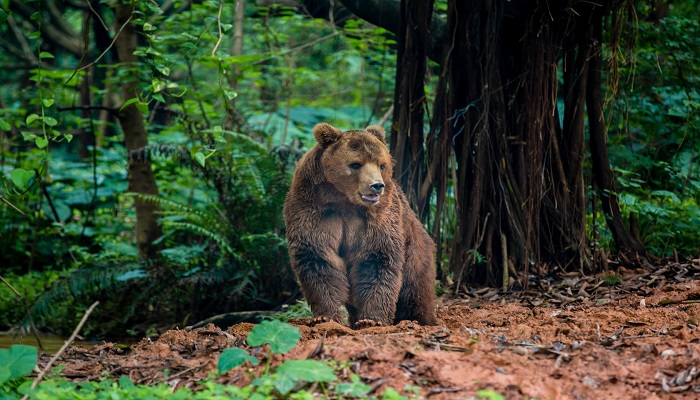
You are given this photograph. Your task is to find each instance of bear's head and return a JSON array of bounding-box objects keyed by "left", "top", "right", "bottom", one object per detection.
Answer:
[{"left": 313, "top": 123, "right": 393, "bottom": 207}]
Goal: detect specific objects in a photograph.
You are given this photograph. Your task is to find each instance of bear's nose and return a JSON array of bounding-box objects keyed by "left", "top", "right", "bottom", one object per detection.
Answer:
[{"left": 370, "top": 182, "right": 385, "bottom": 194}]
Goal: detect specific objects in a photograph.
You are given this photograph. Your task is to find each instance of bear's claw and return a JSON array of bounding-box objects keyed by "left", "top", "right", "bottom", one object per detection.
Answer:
[
  {"left": 309, "top": 316, "right": 332, "bottom": 326},
  {"left": 355, "top": 319, "right": 384, "bottom": 329}
]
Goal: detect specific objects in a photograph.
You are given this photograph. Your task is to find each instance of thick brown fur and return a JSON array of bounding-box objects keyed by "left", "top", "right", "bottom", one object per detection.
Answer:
[{"left": 284, "top": 123, "right": 438, "bottom": 329}]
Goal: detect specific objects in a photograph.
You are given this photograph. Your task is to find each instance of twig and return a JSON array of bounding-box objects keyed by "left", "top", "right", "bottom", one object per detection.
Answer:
[
  {"left": 0, "top": 195, "right": 27, "bottom": 216},
  {"left": 85, "top": 0, "right": 108, "bottom": 32},
  {"left": 251, "top": 31, "right": 342, "bottom": 66},
  {"left": 0, "top": 276, "right": 42, "bottom": 350},
  {"left": 22, "top": 301, "right": 99, "bottom": 399},
  {"left": 153, "top": 366, "right": 198, "bottom": 384},
  {"left": 65, "top": 13, "right": 133, "bottom": 84},
  {"left": 377, "top": 105, "right": 394, "bottom": 126},
  {"left": 211, "top": 0, "right": 224, "bottom": 57},
  {"left": 34, "top": 170, "right": 78, "bottom": 263},
  {"left": 57, "top": 105, "right": 117, "bottom": 113}
]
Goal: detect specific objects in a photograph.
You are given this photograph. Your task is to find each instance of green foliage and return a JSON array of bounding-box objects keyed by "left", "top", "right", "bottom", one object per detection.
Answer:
[
  {"left": 218, "top": 347, "right": 259, "bottom": 373},
  {"left": 601, "top": 273, "right": 622, "bottom": 286},
  {"left": 0, "top": 272, "right": 60, "bottom": 330},
  {"left": 246, "top": 319, "right": 301, "bottom": 355},
  {"left": 0, "top": 323, "right": 412, "bottom": 399},
  {"left": 0, "top": 0, "right": 399, "bottom": 339},
  {"left": 274, "top": 299, "right": 313, "bottom": 321},
  {"left": 601, "top": 8, "right": 700, "bottom": 258},
  {"left": 0, "top": 345, "right": 37, "bottom": 386},
  {"left": 476, "top": 390, "right": 506, "bottom": 400},
  {"left": 336, "top": 374, "right": 373, "bottom": 397},
  {"left": 275, "top": 359, "right": 336, "bottom": 383}
]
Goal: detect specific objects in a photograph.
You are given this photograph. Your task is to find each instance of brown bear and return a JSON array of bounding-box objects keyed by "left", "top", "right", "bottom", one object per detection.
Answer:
[{"left": 284, "top": 123, "right": 438, "bottom": 329}]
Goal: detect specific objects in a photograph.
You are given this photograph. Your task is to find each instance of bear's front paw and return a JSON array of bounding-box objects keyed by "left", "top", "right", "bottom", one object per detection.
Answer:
[
  {"left": 354, "top": 319, "right": 384, "bottom": 329},
  {"left": 309, "top": 316, "right": 334, "bottom": 326}
]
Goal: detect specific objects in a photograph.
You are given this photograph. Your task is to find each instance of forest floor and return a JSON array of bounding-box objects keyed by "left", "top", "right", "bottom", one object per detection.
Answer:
[{"left": 38, "top": 259, "right": 700, "bottom": 399}]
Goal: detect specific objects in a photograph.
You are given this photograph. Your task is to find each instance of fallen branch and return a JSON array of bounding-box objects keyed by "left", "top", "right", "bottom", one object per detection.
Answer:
[{"left": 22, "top": 301, "right": 99, "bottom": 399}]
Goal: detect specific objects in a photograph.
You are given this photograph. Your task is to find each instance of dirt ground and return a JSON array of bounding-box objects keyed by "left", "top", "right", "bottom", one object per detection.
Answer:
[{"left": 38, "top": 259, "right": 700, "bottom": 399}]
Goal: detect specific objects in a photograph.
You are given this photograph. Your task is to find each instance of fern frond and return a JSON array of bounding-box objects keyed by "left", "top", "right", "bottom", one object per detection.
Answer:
[
  {"left": 128, "top": 144, "right": 188, "bottom": 164},
  {"left": 164, "top": 220, "right": 236, "bottom": 256},
  {"left": 202, "top": 129, "right": 268, "bottom": 154},
  {"left": 31, "top": 262, "right": 145, "bottom": 322}
]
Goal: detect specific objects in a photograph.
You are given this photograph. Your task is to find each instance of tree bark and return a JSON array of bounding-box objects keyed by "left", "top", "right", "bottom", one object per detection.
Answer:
[
  {"left": 586, "top": 9, "right": 647, "bottom": 258},
  {"left": 337, "top": 0, "right": 445, "bottom": 62},
  {"left": 389, "top": 0, "right": 433, "bottom": 219},
  {"left": 113, "top": 4, "right": 162, "bottom": 260}
]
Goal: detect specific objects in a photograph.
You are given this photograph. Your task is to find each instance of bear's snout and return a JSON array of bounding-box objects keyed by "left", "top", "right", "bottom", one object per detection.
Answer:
[{"left": 370, "top": 181, "right": 385, "bottom": 194}]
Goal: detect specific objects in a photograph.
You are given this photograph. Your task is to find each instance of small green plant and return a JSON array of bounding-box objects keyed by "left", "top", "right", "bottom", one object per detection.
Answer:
[
  {"left": 601, "top": 273, "right": 621, "bottom": 286},
  {"left": 476, "top": 389, "right": 506, "bottom": 400},
  {"left": 1, "top": 321, "right": 415, "bottom": 399},
  {"left": 275, "top": 299, "right": 313, "bottom": 321},
  {"left": 218, "top": 319, "right": 337, "bottom": 396}
]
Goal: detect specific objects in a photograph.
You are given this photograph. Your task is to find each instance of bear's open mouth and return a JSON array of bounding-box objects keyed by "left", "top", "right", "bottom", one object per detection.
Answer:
[{"left": 360, "top": 194, "right": 380, "bottom": 203}]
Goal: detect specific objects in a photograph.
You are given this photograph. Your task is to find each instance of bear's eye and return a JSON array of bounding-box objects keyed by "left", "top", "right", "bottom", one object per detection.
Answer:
[
  {"left": 380, "top": 164, "right": 386, "bottom": 171},
  {"left": 349, "top": 162, "right": 362, "bottom": 170}
]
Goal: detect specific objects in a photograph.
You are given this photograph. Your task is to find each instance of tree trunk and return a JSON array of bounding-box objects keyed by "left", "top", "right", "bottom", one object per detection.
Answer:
[
  {"left": 389, "top": 0, "right": 433, "bottom": 219},
  {"left": 113, "top": 4, "right": 162, "bottom": 260},
  {"left": 586, "top": 9, "right": 647, "bottom": 259}
]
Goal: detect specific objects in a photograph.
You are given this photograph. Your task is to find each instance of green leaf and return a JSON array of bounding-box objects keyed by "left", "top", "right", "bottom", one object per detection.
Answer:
[
  {"left": 64, "top": 133, "right": 73, "bottom": 143},
  {"left": 0, "top": 118, "right": 11, "bottom": 131},
  {"left": 335, "top": 374, "right": 372, "bottom": 396},
  {"left": 42, "top": 98, "right": 54, "bottom": 108},
  {"left": 272, "top": 373, "right": 297, "bottom": 395},
  {"left": 20, "top": 131, "right": 36, "bottom": 141},
  {"left": 0, "top": 345, "right": 38, "bottom": 385},
  {"left": 120, "top": 98, "right": 140, "bottom": 111},
  {"left": 156, "top": 64, "right": 170, "bottom": 76},
  {"left": 26, "top": 113, "right": 40, "bottom": 125},
  {"left": 223, "top": 89, "right": 238, "bottom": 101},
  {"left": 246, "top": 320, "right": 300, "bottom": 354},
  {"left": 118, "top": 375, "right": 136, "bottom": 390},
  {"left": 44, "top": 117, "right": 57, "bottom": 127},
  {"left": 135, "top": 102, "right": 149, "bottom": 114},
  {"left": 380, "top": 387, "right": 408, "bottom": 400},
  {"left": 193, "top": 152, "right": 206, "bottom": 167},
  {"left": 39, "top": 51, "right": 54, "bottom": 59},
  {"left": 276, "top": 360, "right": 336, "bottom": 383},
  {"left": 143, "top": 22, "right": 157, "bottom": 31},
  {"left": 152, "top": 93, "right": 165, "bottom": 103},
  {"left": 190, "top": 145, "right": 205, "bottom": 167},
  {"left": 28, "top": 31, "right": 40, "bottom": 40},
  {"left": 218, "top": 348, "right": 259, "bottom": 374},
  {"left": 35, "top": 136, "right": 48, "bottom": 149},
  {"left": 151, "top": 78, "right": 166, "bottom": 93},
  {"left": 475, "top": 389, "right": 506, "bottom": 400},
  {"left": 10, "top": 168, "right": 34, "bottom": 191}
]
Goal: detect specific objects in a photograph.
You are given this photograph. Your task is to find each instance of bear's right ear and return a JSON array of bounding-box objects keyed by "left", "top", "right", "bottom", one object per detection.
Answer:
[
  {"left": 365, "top": 125, "right": 386, "bottom": 144},
  {"left": 313, "top": 123, "right": 343, "bottom": 147}
]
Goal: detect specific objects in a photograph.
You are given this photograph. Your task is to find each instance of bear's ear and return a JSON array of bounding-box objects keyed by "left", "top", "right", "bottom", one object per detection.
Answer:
[
  {"left": 365, "top": 125, "right": 386, "bottom": 144},
  {"left": 313, "top": 123, "right": 343, "bottom": 147}
]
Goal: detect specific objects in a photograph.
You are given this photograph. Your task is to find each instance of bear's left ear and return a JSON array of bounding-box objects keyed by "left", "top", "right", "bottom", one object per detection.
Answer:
[
  {"left": 365, "top": 125, "right": 386, "bottom": 144},
  {"left": 313, "top": 123, "right": 343, "bottom": 147}
]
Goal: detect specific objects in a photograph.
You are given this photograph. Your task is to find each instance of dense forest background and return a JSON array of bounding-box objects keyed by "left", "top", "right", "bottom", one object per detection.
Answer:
[{"left": 0, "top": 0, "right": 698, "bottom": 339}]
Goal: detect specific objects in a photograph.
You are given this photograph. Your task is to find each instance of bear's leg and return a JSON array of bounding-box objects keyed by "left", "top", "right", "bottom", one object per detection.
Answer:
[
  {"left": 345, "top": 303, "right": 358, "bottom": 327},
  {"left": 294, "top": 249, "right": 349, "bottom": 323},
  {"left": 394, "top": 278, "right": 438, "bottom": 326},
  {"left": 394, "top": 238, "right": 438, "bottom": 326},
  {"left": 349, "top": 255, "right": 402, "bottom": 329}
]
